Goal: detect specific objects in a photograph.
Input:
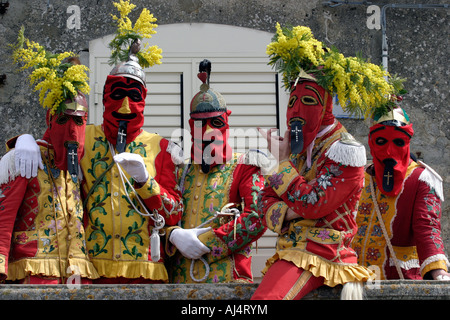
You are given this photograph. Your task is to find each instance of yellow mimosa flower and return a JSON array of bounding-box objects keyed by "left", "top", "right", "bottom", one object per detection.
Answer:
[{"left": 12, "top": 27, "right": 90, "bottom": 115}]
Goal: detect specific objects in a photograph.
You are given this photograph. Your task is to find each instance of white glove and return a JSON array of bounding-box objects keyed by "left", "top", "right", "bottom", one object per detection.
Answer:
[
  {"left": 15, "top": 134, "right": 44, "bottom": 179},
  {"left": 169, "top": 228, "right": 211, "bottom": 260},
  {"left": 114, "top": 152, "right": 149, "bottom": 183}
]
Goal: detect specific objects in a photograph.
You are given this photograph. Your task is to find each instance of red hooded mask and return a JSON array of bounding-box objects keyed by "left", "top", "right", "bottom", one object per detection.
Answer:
[
  {"left": 369, "top": 122, "right": 414, "bottom": 196},
  {"left": 42, "top": 93, "right": 88, "bottom": 178},
  {"left": 286, "top": 80, "right": 334, "bottom": 154},
  {"left": 189, "top": 110, "right": 232, "bottom": 173},
  {"left": 189, "top": 61, "right": 232, "bottom": 173},
  {"left": 102, "top": 75, "right": 147, "bottom": 153}
]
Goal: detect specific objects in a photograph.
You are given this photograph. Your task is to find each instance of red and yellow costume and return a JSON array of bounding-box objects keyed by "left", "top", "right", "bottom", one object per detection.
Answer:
[
  {"left": 81, "top": 124, "right": 183, "bottom": 282},
  {"left": 253, "top": 121, "right": 372, "bottom": 299},
  {"left": 352, "top": 107, "right": 448, "bottom": 280},
  {"left": 81, "top": 15, "right": 183, "bottom": 283},
  {"left": 5, "top": 2, "right": 179, "bottom": 284},
  {"left": 1, "top": 37, "right": 97, "bottom": 284},
  {"left": 167, "top": 60, "right": 267, "bottom": 283},
  {"left": 169, "top": 152, "right": 266, "bottom": 283},
  {"left": 251, "top": 23, "right": 385, "bottom": 298},
  {"left": 0, "top": 142, "right": 99, "bottom": 283},
  {"left": 353, "top": 161, "right": 448, "bottom": 279}
]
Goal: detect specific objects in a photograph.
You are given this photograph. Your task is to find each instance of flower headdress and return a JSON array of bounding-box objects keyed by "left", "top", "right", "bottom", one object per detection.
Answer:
[
  {"left": 371, "top": 74, "right": 409, "bottom": 124},
  {"left": 267, "top": 23, "right": 394, "bottom": 119},
  {"left": 11, "top": 26, "right": 90, "bottom": 115},
  {"left": 108, "top": 0, "right": 162, "bottom": 69}
]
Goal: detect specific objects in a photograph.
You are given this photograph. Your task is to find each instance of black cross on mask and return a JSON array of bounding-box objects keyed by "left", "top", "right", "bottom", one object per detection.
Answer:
[
  {"left": 66, "top": 143, "right": 79, "bottom": 183},
  {"left": 116, "top": 120, "right": 128, "bottom": 153}
]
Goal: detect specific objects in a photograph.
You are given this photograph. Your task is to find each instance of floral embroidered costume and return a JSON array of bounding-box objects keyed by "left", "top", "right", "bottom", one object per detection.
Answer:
[
  {"left": 80, "top": 2, "right": 182, "bottom": 283},
  {"left": 0, "top": 31, "right": 98, "bottom": 284},
  {"left": 12, "top": 2, "right": 183, "bottom": 283},
  {"left": 81, "top": 125, "right": 182, "bottom": 282},
  {"left": 352, "top": 102, "right": 449, "bottom": 280},
  {"left": 167, "top": 60, "right": 267, "bottom": 283},
  {"left": 253, "top": 121, "right": 372, "bottom": 299},
  {"left": 0, "top": 138, "right": 99, "bottom": 284},
  {"left": 81, "top": 126, "right": 183, "bottom": 282},
  {"left": 251, "top": 24, "right": 394, "bottom": 300}
]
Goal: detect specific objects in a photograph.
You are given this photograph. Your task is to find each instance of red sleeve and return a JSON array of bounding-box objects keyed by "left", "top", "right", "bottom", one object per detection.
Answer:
[
  {"left": 212, "top": 164, "right": 267, "bottom": 253},
  {"left": 4, "top": 136, "right": 19, "bottom": 152},
  {"left": 0, "top": 177, "right": 28, "bottom": 279},
  {"left": 197, "top": 163, "right": 267, "bottom": 264},
  {"left": 266, "top": 157, "right": 364, "bottom": 220},
  {"left": 135, "top": 138, "right": 183, "bottom": 226},
  {"left": 412, "top": 180, "right": 447, "bottom": 267}
]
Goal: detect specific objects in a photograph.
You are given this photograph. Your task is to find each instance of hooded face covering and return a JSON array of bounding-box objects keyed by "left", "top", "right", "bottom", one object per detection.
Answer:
[
  {"left": 102, "top": 75, "right": 147, "bottom": 153},
  {"left": 286, "top": 80, "right": 334, "bottom": 155},
  {"left": 369, "top": 123, "right": 414, "bottom": 196},
  {"left": 189, "top": 110, "right": 232, "bottom": 173},
  {"left": 42, "top": 94, "right": 88, "bottom": 178}
]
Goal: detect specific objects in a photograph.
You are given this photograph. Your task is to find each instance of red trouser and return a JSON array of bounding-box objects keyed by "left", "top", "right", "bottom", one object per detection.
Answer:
[
  {"left": 251, "top": 260, "right": 324, "bottom": 300},
  {"left": 19, "top": 275, "right": 92, "bottom": 284}
]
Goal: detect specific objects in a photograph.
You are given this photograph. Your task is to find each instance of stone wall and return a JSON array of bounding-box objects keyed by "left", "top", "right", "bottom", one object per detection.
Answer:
[
  {"left": 0, "top": 0, "right": 448, "bottom": 253},
  {"left": 0, "top": 281, "right": 449, "bottom": 300}
]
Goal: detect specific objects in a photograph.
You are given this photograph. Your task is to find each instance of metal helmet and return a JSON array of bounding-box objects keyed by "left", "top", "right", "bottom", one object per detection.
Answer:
[
  {"left": 109, "top": 39, "right": 146, "bottom": 87},
  {"left": 190, "top": 59, "right": 227, "bottom": 119}
]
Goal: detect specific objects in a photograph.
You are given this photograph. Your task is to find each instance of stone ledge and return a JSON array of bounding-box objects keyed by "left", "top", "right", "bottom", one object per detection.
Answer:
[{"left": 0, "top": 280, "right": 449, "bottom": 300}]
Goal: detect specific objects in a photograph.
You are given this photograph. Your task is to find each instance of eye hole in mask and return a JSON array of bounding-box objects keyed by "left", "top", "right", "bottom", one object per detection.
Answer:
[
  {"left": 375, "top": 137, "right": 388, "bottom": 146},
  {"left": 210, "top": 118, "right": 225, "bottom": 128},
  {"left": 288, "top": 96, "right": 298, "bottom": 108},
  {"left": 193, "top": 118, "right": 226, "bottom": 129},
  {"left": 393, "top": 138, "right": 405, "bottom": 147},
  {"left": 301, "top": 95, "right": 318, "bottom": 105},
  {"left": 55, "top": 115, "right": 69, "bottom": 125},
  {"left": 110, "top": 88, "right": 143, "bottom": 102},
  {"left": 72, "top": 116, "right": 84, "bottom": 126}
]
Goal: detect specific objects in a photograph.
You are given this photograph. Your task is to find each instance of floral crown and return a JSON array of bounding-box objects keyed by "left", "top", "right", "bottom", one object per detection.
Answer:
[
  {"left": 108, "top": 0, "right": 162, "bottom": 69},
  {"left": 371, "top": 74, "right": 409, "bottom": 125},
  {"left": 267, "top": 23, "right": 395, "bottom": 119},
  {"left": 11, "top": 26, "right": 90, "bottom": 115}
]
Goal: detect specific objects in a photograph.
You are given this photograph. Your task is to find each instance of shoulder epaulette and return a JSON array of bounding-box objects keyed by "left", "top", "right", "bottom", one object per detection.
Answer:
[
  {"left": 418, "top": 160, "right": 444, "bottom": 201},
  {"left": 325, "top": 132, "right": 367, "bottom": 167},
  {"left": 238, "top": 149, "right": 271, "bottom": 169},
  {"left": 0, "top": 149, "right": 19, "bottom": 185}
]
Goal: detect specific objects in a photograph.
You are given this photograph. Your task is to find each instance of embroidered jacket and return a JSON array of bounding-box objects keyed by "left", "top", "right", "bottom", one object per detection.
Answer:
[
  {"left": 0, "top": 142, "right": 99, "bottom": 281},
  {"left": 259, "top": 121, "right": 372, "bottom": 287},
  {"left": 168, "top": 152, "right": 266, "bottom": 283},
  {"left": 352, "top": 161, "right": 449, "bottom": 280},
  {"left": 81, "top": 125, "right": 183, "bottom": 282}
]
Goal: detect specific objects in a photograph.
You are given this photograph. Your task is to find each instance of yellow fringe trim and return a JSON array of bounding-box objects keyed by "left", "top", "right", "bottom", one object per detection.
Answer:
[
  {"left": 262, "top": 250, "right": 373, "bottom": 287},
  {"left": 7, "top": 257, "right": 100, "bottom": 281},
  {"left": 92, "top": 259, "right": 169, "bottom": 282}
]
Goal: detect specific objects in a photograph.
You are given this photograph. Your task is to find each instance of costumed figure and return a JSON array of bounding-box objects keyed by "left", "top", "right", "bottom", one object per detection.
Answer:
[
  {"left": 167, "top": 59, "right": 268, "bottom": 283},
  {"left": 252, "top": 24, "right": 393, "bottom": 300},
  {"left": 14, "top": 1, "right": 184, "bottom": 284},
  {"left": 351, "top": 77, "right": 450, "bottom": 281},
  {"left": 0, "top": 28, "right": 99, "bottom": 284}
]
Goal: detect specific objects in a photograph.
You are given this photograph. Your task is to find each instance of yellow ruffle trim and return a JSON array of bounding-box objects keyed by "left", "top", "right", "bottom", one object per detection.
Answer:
[
  {"left": 421, "top": 260, "right": 448, "bottom": 278},
  {"left": 262, "top": 250, "right": 374, "bottom": 287},
  {"left": 7, "top": 257, "right": 100, "bottom": 281},
  {"left": 92, "top": 259, "right": 169, "bottom": 282}
]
